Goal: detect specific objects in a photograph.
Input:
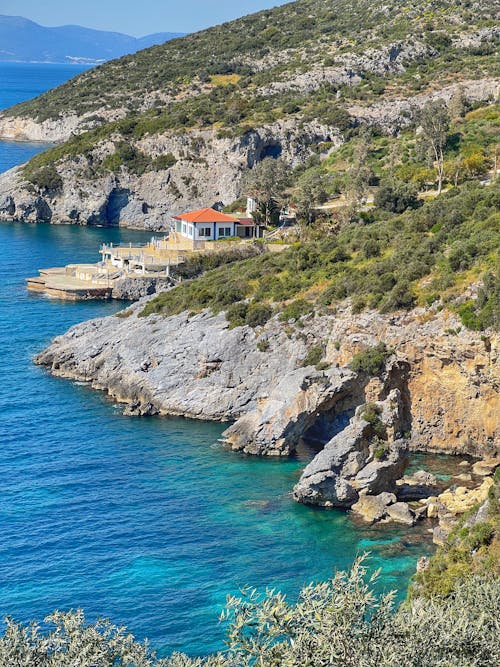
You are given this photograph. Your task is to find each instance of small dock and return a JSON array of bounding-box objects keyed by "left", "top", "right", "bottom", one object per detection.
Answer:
[
  {"left": 26, "top": 266, "right": 114, "bottom": 300},
  {"left": 26, "top": 227, "right": 276, "bottom": 301}
]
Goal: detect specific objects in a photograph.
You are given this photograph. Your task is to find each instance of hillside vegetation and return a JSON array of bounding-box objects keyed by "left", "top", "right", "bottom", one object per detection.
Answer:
[
  {"left": 0, "top": 0, "right": 495, "bottom": 233},
  {"left": 141, "top": 176, "right": 499, "bottom": 331},
  {"left": 5, "top": 0, "right": 498, "bottom": 123}
]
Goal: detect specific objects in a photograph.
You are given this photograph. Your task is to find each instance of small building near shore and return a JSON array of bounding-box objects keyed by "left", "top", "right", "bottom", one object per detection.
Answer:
[{"left": 173, "top": 207, "right": 264, "bottom": 242}]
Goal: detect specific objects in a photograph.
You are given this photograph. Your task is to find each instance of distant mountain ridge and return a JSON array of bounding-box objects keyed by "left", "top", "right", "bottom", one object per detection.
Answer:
[{"left": 0, "top": 15, "right": 185, "bottom": 64}]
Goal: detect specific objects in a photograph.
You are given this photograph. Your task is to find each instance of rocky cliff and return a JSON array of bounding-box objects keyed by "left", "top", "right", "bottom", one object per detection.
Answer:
[
  {"left": 35, "top": 299, "right": 499, "bottom": 459},
  {"left": 0, "top": 120, "right": 340, "bottom": 229},
  {"left": 1, "top": 77, "right": 497, "bottom": 229}
]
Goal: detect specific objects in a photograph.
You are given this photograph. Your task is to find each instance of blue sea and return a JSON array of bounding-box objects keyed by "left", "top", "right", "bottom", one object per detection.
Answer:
[
  {"left": 0, "top": 62, "right": 90, "bottom": 172},
  {"left": 0, "top": 63, "right": 437, "bottom": 657}
]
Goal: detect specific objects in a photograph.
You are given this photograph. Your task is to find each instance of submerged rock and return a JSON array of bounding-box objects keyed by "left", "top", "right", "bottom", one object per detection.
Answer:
[{"left": 396, "top": 469, "right": 440, "bottom": 501}]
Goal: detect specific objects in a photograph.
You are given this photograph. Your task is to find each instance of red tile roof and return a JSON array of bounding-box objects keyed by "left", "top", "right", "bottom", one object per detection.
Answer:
[{"left": 173, "top": 208, "right": 240, "bottom": 223}]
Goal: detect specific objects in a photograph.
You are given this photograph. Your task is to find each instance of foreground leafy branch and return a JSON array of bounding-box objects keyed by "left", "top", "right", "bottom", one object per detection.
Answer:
[{"left": 0, "top": 556, "right": 498, "bottom": 666}]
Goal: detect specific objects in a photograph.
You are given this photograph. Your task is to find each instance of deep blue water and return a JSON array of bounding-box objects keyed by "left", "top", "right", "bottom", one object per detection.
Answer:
[
  {"left": 0, "top": 63, "right": 437, "bottom": 658},
  {"left": 0, "top": 62, "right": 90, "bottom": 172},
  {"left": 0, "top": 62, "right": 90, "bottom": 111}
]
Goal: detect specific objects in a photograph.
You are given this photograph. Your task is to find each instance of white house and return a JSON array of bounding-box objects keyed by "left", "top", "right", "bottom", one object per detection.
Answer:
[{"left": 173, "top": 207, "right": 264, "bottom": 242}]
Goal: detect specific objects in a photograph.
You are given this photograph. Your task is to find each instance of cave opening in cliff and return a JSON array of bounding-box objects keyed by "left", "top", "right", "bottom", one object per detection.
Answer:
[
  {"left": 260, "top": 143, "right": 282, "bottom": 160},
  {"left": 298, "top": 408, "right": 356, "bottom": 459}
]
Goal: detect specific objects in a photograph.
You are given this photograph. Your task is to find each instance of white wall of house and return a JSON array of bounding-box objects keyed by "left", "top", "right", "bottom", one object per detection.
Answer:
[
  {"left": 177, "top": 221, "right": 237, "bottom": 241},
  {"left": 247, "top": 197, "right": 258, "bottom": 215}
]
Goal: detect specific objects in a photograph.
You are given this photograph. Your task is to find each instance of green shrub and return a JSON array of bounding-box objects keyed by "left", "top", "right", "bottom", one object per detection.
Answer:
[
  {"left": 361, "top": 403, "right": 386, "bottom": 439},
  {"left": 302, "top": 344, "right": 325, "bottom": 367},
  {"left": 257, "top": 340, "right": 270, "bottom": 352},
  {"left": 457, "top": 301, "right": 483, "bottom": 331},
  {"left": 245, "top": 303, "right": 273, "bottom": 327},
  {"left": 464, "top": 523, "right": 495, "bottom": 551},
  {"left": 26, "top": 165, "right": 63, "bottom": 191},
  {"left": 226, "top": 301, "right": 248, "bottom": 328},
  {"left": 361, "top": 239, "right": 381, "bottom": 258},
  {"left": 3, "top": 560, "right": 498, "bottom": 667},
  {"left": 351, "top": 343, "right": 390, "bottom": 376},
  {"left": 151, "top": 153, "right": 177, "bottom": 170},
  {"left": 458, "top": 273, "right": 499, "bottom": 331},
  {"left": 374, "top": 180, "right": 421, "bottom": 213},
  {"left": 373, "top": 439, "right": 388, "bottom": 459},
  {"left": 279, "top": 299, "right": 314, "bottom": 321}
]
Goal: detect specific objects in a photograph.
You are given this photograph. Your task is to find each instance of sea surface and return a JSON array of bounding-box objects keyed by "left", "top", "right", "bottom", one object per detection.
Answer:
[
  {"left": 0, "top": 62, "right": 90, "bottom": 172},
  {"left": 0, "top": 63, "right": 438, "bottom": 657}
]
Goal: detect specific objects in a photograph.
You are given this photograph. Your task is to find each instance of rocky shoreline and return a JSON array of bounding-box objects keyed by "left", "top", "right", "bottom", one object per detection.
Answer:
[{"left": 34, "top": 295, "right": 499, "bottom": 539}]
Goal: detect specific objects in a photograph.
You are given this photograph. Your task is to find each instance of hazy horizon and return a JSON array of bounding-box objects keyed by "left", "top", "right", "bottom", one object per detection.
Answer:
[{"left": 0, "top": 1, "right": 290, "bottom": 37}]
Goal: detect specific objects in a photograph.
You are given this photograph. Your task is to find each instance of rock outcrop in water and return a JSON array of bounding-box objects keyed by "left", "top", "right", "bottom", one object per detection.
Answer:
[
  {"left": 223, "top": 366, "right": 360, "bottom": 456},
  {"left": 293, "top": 390, "right": 409, "bottom": 507}
]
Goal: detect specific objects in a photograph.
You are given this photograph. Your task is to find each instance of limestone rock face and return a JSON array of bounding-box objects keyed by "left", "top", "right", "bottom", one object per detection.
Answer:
[
  {"left": 0, "top": 119, "right": 341, "bottom": 230},
  {"left": 35, "top": 308, "right": 309, "bottom": 421},
  {"left": 348, "top": 78, "right": 498, "bottom": 133},
  {"left": 354, "top": 441, "right": 409, "bottom": 495},
  {"left": 222, "top": 367, "right": 359, "bottom": 456},
  {"left": 293, "top": 390, "right": 409, "bottom": 507},
  {"left": 35, "top": 301, "right": 499, "bottom": 462},
  {"left": 111, "top": 277, "right": 173, "bottom": 301},
  {"left": 325, "top": 304, "right": 499, "bottom": 458}
]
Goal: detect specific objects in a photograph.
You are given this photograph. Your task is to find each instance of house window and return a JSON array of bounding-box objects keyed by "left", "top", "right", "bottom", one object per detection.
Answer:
[
  {"left": 218, "top": 227, "right": 232, "bottom": 238},
  {"left": 199, "top": 227, "right": 211, "bottom": 237},
  {"left": 182, "top": 222, "right": 187, "bottom": 235}
]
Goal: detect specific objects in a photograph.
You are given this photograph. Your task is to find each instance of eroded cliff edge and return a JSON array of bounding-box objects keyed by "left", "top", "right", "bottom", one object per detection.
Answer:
[{"left": 35, "top": 300, "right": 499, "bottom": 460}]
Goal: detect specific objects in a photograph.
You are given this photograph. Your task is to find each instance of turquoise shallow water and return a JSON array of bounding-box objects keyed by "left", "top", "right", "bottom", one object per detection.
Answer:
[{"left": 0, "top": 63, "right": 436, "bottom": 658}]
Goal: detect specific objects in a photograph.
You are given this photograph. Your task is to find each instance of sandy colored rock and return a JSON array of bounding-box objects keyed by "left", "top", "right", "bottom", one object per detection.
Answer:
[
  {"left": 325, "top": 305, "right": 499, "bottom": 458},
  {"left": 454, "top": 473, "right": 473, "bottom": 482},
  {"left": 438, "top": 477, "right": 494, "bottom": 515},
  {"left": 426, "top": 502, "right": 442, "bottom": 519},
  {"left": 472, "top": 458, "right": 500, "bottom": 476},
  {"left": 351, "top": 493, "right": 397, "bottom": 523}
]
